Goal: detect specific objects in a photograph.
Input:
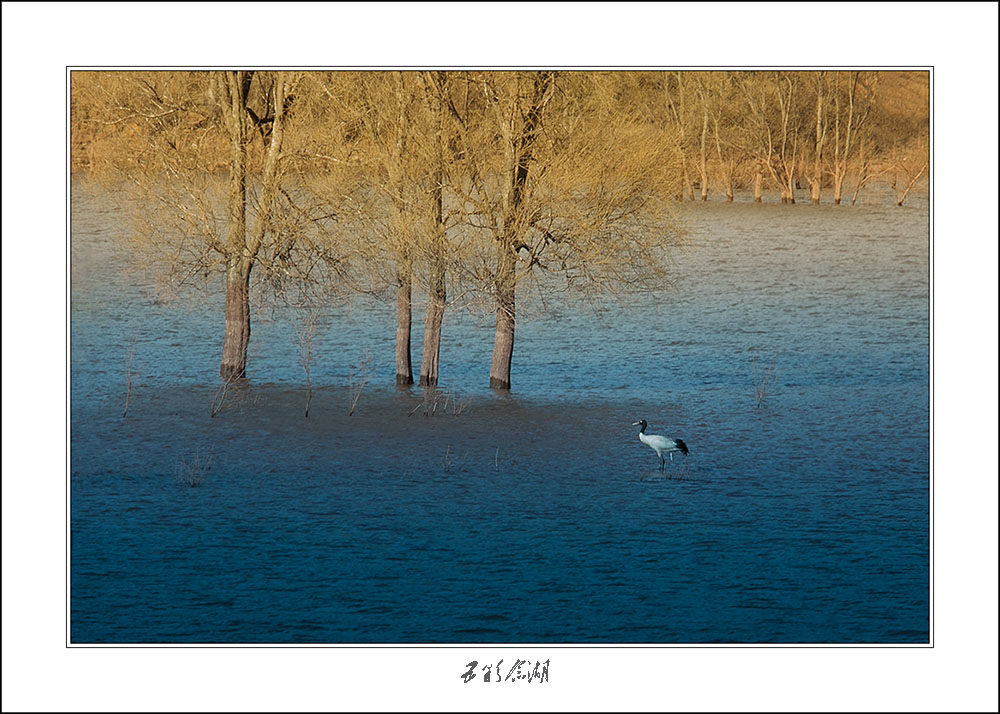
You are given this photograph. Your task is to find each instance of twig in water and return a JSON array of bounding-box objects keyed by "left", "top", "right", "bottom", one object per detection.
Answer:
[
  {"left": 348, "top": 348, "right": 372, "bottom": 416},
  {"left": 449, "top": 392, "right": 469, "bottom": 416},
  {"left": 295, "top": 314, "right": 321, "bottom": 418},
  {"left": 896, "top": 164, "right": 927, "bottom": 207},
  {"left": 753, "top": 353, "right": 780, "bottom": 409},
  {"left": 410, "top": 388, "right": 436, "bottom": 416},
  {"left": 409, "top": 388, "right": 470, "bottom": 417},
  {"left": 122, "top": 337, "right": 137, "bottom": 418},
  {"left": 175, "top": 447, "right": 214, "bottom": 487},
  {"left": 211, "top": 375, "right": 240, "bottom": 418}
]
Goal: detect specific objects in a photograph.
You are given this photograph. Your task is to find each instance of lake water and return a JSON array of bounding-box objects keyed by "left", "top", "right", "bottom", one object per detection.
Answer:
[{"left": 70, "top": 182, "right": 930, "bottom": 643}]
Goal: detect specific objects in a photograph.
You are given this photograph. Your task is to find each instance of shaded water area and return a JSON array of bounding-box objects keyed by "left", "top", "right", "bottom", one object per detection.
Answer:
[{"left": 71, "top": 183, "right": 929, "bottom": 643}]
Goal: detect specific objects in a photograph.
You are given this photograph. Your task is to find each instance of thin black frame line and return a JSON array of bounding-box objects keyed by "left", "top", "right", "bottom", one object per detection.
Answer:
[
  {"left": 65, "top": 67, "right": 71, "bottom": 655},
  {"left": 67, "top": 65, "right": 934, "bottom": 70},
  {"left": 924, "top": 59, "right": 937, "bottom": 650},
  {"left": 65, "top": 66, "right": 933, "bottom": 649},
  {"left": 68, "top": 644, "right": 930, "bottom": 648}
]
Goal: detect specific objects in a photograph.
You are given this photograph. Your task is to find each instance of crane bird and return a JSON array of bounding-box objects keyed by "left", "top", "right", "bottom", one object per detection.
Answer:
[{"left": 632, "top": 420, "right": 688, "bottom": 471}]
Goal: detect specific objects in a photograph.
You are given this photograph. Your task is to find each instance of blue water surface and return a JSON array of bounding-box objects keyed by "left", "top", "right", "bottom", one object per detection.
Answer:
[{"left": 70, "top": 184, "right": 929, "bottom": 643}]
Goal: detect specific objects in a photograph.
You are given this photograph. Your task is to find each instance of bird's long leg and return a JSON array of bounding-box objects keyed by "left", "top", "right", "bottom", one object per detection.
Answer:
[{"left": 659, "top": 456, "right": 665, "bottom": 472}]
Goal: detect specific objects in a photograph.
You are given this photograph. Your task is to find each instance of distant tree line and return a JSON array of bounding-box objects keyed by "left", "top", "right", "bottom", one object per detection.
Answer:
[
  {"left": 71, "top": 70, "right": 928, "bottom": 390},
  {"left": 657, "top": 70, "right": 929, "bottom": 206}
]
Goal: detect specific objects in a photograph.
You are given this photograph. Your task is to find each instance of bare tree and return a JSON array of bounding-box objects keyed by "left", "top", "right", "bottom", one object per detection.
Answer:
[
  {"left": 663, "top": 72, "right": 696, "bottom": 201},
  {"left": 697, "top": 72, "right": 744, "bottom": 202},
  {"left": 217, "top": 71, "right": 294, "bottom": 381},
  {"left": 386, "top": 73, "right": 416, "bottom": 385},
  {"left": 418, "top": 71, "right": 450, "bottom": 387},
  {"left": 446, "top": 71, "right": 684, "bottom": 390},
  {"left": 72, "top": 70, "right": 930, "bottom": 400},
  {"left": 310, "top": 72, "right": 443, "bottom": 387},
  {"left": 739, "top": 71, "right": 804, "bottom": 204},
  {"left": 891, "top": 135, "right": 929, "bottom": 206},
  {"left": 410, "top": 71, "right": 558, "bottom": 390},
  {"left": 807, "top": 72, "right": 829, "bottom": 205},
  {"left": 829, "top": 72, "right": 878, "bottom": 205},
  {"left": 78, "top": 70, "right": 302, "bottom": 383},
  {"left": 772, "top": 72, "right": 803, "bottom": 204},
  {"left": 487, "top": 71, "right": 554, "bottom": 389},
  {"left": 697, "top": 84, "right": 710, "bottom": 201}
]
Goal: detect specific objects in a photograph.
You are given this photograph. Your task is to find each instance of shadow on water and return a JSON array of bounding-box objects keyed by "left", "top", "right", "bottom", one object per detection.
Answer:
[{"left": 71, "top": 381, "right": 928, "bottom": 644}]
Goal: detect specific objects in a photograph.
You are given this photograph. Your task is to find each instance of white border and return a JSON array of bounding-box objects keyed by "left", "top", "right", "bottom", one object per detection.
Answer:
[{"left": 4, "top": 2, "right": 998, "bottom": 712}]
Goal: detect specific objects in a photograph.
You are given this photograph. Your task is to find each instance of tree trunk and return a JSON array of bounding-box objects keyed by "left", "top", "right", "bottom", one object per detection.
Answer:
[
  {"left": 420, "top": 75, "right": 447, "bottom": 388},
  {"left": 487, "top": 71, "right": 552, "bottom": 391},
  {"left": 489, "top": 249, "right": 516, "bottom": 390},
  {"left": 783, "top": 171, "right": 796, "bottom": 204},
  {"left": 219, "top": 71, "right": 251, "bottom": 383},
  {"left": 896, "top": 165, "right": 926, "bottom": 207},
  {"left": 221, "top": 258, "right": 252, "bottom": 382},
  {"left": 395, "top": 266, "right": 413, "bottom": 385},
  {"left": 388, "top": 71, "right": 413, "bottom": 386},
  {"left": 711, "top": 116, "right": 734, "bottom": 202},
  {"left": 420, "top": 263, "right": 445, "bottom": 387},
  {"left": 699, "top": 106, "right": 709, "bottom": 201},
  {"left": 663, "top": 72, "right": 693, "bottom": 202},
  {"left": 754, "top": 170, "right": 763, "bottom": 202},
  {"left": 811, "top": 80, "right": 825, "bottom": 205},
  {"left": 851, "top": 175, "right": 865, "bottom": 206}
]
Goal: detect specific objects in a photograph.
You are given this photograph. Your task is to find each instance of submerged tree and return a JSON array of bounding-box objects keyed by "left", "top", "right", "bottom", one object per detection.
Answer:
[
  {"left": 662, "top": 71, "right": 697, "bottom": 201},
  {"left": 72, "top": 70, "right": 928, "bottom": 392},
  {"left": 829, "top": 71, "right": 878, "bottom": 205},
  {"left": 385, "top": 73, "right": 417, "bottom": 385},
  {"left": 483, "top": 71, "right": 555, "bottom": 390},
  {"left": 694, "top": 72, "right": 745, "bottom": 202},
  {"left": 739, "top": 71, "right": 804, "bottom": 204},
  {"left": 446, "top": 71, "right": 684, "bottom": 390},
  {"left": 304, "top": 71, "right": 455, "bottom": 387},
  {"left": 217, "top": 71, "right": 294, "bottom": 381},
  {"left": 327, "top": 72, "right": 422, "bottom": 385},
  {"left": 807, "top": 71, "right": 829, "bottom": 205},
  {"left": 416, "top": 71, "right": 451, "bottom": 388},
  {"left": 77, "top": 70, "right": 301, "bottom": 382}
]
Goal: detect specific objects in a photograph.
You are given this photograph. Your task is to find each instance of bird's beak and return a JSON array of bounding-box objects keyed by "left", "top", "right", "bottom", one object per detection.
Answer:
[{"left": 631, "top": 421, "right": 641, "bottom": 425}]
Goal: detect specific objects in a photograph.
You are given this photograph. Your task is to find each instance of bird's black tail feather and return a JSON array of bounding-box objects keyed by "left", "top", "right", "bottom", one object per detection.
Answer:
[{"left": 676, "top": 439, "right": 689, "bottom": 454}]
